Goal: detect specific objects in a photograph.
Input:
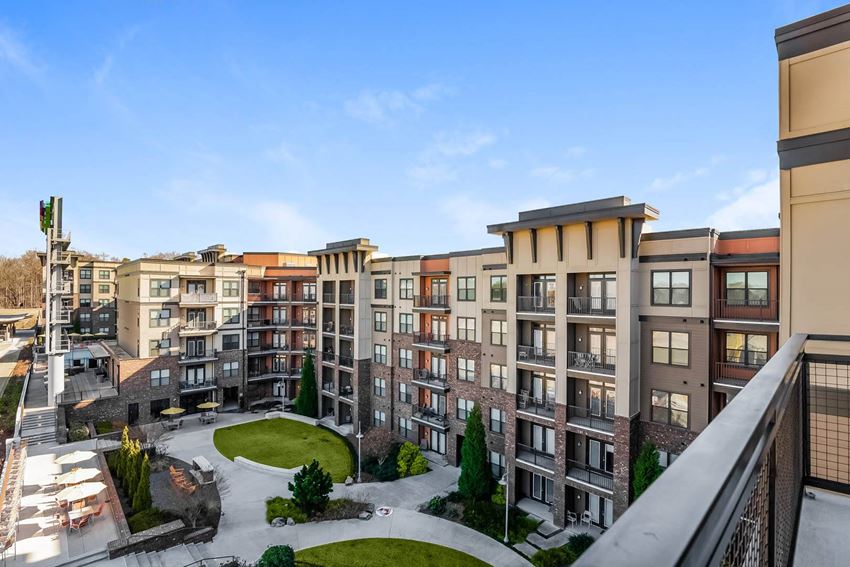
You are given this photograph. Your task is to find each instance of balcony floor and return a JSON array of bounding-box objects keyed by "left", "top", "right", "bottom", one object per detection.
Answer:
[{"left": 794, "top": 486, "right": 850, "bottom": 567}]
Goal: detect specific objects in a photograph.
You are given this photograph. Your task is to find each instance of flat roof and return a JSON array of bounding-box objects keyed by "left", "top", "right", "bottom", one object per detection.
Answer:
[
  {"left": 0, "top": 314, "right": 28, "bottom": 324},
  {"left": 487, "top": 196, "right": 659, "bottom": 234}
]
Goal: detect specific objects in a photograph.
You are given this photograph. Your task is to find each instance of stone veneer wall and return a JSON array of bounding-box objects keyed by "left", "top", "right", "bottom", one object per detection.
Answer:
[{"left": 612, "top": 414, "right": 640, "bottom": 518}]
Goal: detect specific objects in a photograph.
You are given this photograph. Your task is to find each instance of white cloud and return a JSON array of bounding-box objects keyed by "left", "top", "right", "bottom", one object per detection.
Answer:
[
  {"left": 407, "top": 163, "right": 457, "bottom": 184},
  {"left": 344, "top": 83, "right": 450, "bottom": 126},
  {"left": 707, "top": 177, "right": 780, "bottom": 231},
  {"left": 0, "top": 24, "right": 39, "bottom": 77},
  {"left": 565, "top": 146, "right": 587, "bottom": 159},
  {"left": 92, "top": 26, "right": 140, "bottom": 86},
  {"left": 530, "top": 166, "right": 594, "bottom": 184},
  {"left": 488, "top": 159, "right": 508, "bottom": 170},
  {"left": 441, "top": 195, "right": 551, "bottom": 243},
  {"left": 432, "top": 130, "right": 496, "bottom": 157},
  {"left": 650, "top": 165, "right": 709, "bottom": 191},
  {"left": 263, "top": 143, "right": 297, "bottom": 164},
  {"left": 94, "top": 54, "right": 113, "bottom": 85}
]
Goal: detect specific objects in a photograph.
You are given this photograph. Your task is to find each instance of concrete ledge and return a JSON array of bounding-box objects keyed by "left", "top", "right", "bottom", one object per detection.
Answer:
[
  {"left": 234, "top": 455, "right": 304, "bottom": 478},
  {"left": 265, "top": 411, "right": 318, "bottom": 426}
]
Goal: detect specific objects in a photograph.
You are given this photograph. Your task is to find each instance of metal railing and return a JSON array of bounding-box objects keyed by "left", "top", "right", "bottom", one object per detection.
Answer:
[
  {"left": 566, "top": 460, "right": 614, "bottom": 491},
  {"left": 567, "top": 296, "right": 616, "bottom": 316},
  {"left": 178, "top": 349, "right": 218, "bottom": 362},
  {"left": 517, "top": 295, "right": 556, "bottom": 313},
  {"left": 339, "top": 384, "right": 353, "bottom": 399},
  {"left": 291, "top": 319, "right": 317, "bottom": 328},
  {"left": 412, "top": 332, "right": 450, "bottom": 348},
  {"left": 179, "top": 320, "right": 218, "bottom": 332},
  {"left": 251, "top": 293, "right": 288, "bottom": 302},
  {"left": 339, "top": 324, "right": 354, "bottom": 336},
  {"left": 180, "top": 292, "right": 218, "bottom": 304},
  {"left": 516, "top": 393, "right": 555, "bottom": 419},
  {"left": 576, "top": 333, "right": 816, "bottom": 567},
  {"left": 247, "top": 318, "right": 288, "bottom": 328},
  {"left": 568, "top": 350, "right": 616, "bottom": 375},
  {"left": 566, "top": 405, "right": 614, "bottom": 433},
  {"left": 517, "top": 345, "right": 556, "bottom": 367},
  {"left": 412, "top": 369, "right": 449, "bottom": 390},
  {"left": 412, "top": 405, "right": 448, "bottom": 428},
  {"left": 715, "top": 361, "right": 763, "bottom": 386},
  {"left": 56, "top": 387, "right": 119, "bottom": 405},
  {"left": 247, "top": 342, "right": 288, "bottom": 352},
  {"left": 321, "top": 351, "right": 336, "bottom": 363},
  {"left": 413, "top": 295, "right": 451, "bottom": 308},
  {"left": 178, "top": 379, "right": 217, "bottom": 392},
  {"left": 338, "top": 354, "right": 354, "bottom": 368},
  {"left": 291, "top": 293, "right": 317, "bottom": 302},
  {"left": 339, "top": 292, "right": 355, "bottom": 305},
  {"left": 714, "top": 298, "right": 779, "bottom": 322},
  {"left": 516, "top": 444, "right": 556, "bottom": 471}
]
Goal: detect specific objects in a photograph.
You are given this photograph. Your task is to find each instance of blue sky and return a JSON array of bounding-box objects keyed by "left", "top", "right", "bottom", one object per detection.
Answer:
[{"left": 0, "top": 1, "right": 839, "bottom": 258}]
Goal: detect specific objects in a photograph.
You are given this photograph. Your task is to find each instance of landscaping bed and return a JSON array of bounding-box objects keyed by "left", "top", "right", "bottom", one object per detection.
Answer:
[
  {"left": 294, "top": 538, "right": 490, "bottom": 567},
  {"left": 266, "top": 496, "right": 369, "bottom": 524},
  {"left": 422, "top": 490, "right": 540, "bottom": 545}
]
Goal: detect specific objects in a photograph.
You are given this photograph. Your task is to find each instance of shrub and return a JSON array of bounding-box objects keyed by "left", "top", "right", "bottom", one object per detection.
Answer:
[
  {"left": 68, "top": 422, "right": 89, "bottom": 442},
  {"left": 566, "top": 533, "right": 595, "bottom": 556},
  {"left": 397, "top": 442, "right": 428, "bottom": 478},
  {"left": 462, "top": 499, "right": 539, "bottom": 544},
  {"left": 491, "top": 483, "right": 506, "bottom": 506},
  {"left": 458, "top": 405, "right": 491, "bottom": 501},
  {"left": 132, "top": 453, "right": 152, "bottom": 513},
  {"left": 265, "top": 497, "right": 307, "bottom": 524},
  {"left": 427, "top": 496, "right": 447, "bottom": 515},
  {"left": 287, "top": 460, "right": 333, "bottom": 517},
  {"left": 313, "top": 498, "right": 369, "bottom": 521},
  {"left": 294, "top": 353, "right": 317, "bottom": 418},
  {"left": 257, "top": 545, "right": 295, "bottom": 567},
  {"left": 632, "top": 442, "right": 663, "bottom": 501},
  {"left": 362, "top": 442, "right": 401, "bottom": 481},
  {"left": 95, "top": 420, "right": 115, "bottom": 434},
  {"left": 530, "top": 546, "right": 577, "bottom": 567},
  {"left": 127, "top": 508, "right": 163, "bottom": 533},
  {"left": 446, "top": 490, "right": 465, "bottom": 503}
]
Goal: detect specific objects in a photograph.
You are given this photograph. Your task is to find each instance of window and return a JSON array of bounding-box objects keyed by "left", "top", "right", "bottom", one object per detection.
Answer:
[
  {"left": 489, "top": 451, "right": 506, "bottom": 479},
  {"left": 490, "top": 275, "right": 507, "bottom": 302},
  {"left": 373, "top": 410, "right": 386, "bottom": 427},
  {"left": 222, "top": 333, "right": 240, "bottom": 351},
  {"left": 399, "top": 417, "right": 412, "bottom": 438},
  {"left": 725, "top": 333, "right": 769, "bottom": 366},
  {"left": 457, "top": 398, "right": 475, "bottom": 420},
  {"left": 458, "top": 277, "right": 476, "bottom": 301},
  {"left": 457, "top": 357, "right": 475, "bottom": 381},
  {"left": 399, "top": 278, "right": 413, "bottom": 300},
  {"left": 80, "top": 327, "right": 91, "bottom": 334},
  {"left": 223, "top": 281, "right": 239, "bottom": 297},
  {"left": 651, "top": 389, "right": 689, "bottom": 428},
  {"left": 80, "top": 284, "right": 92, "bottom": 294},
  {"left": 658, "top": 450, "right": 679, "bottom": 470},
  {"left": 98, "top": 312, "right": 110, "bottom": 321},
  {"left": 80, "top": 298, "right": 91, "bottom": 307},
  {"left": 98, "top": 284, "right": 110, "bottom": 293},
  {"left": 149, "top": 309, "right": 170, "bottom": 327},
  {"left": 399, "top": 383, "right": 411, "bottom": 403},
  {"left": 80, "top": 313, "right": 91, "bottom": 322},
  {"left": 79, "top": 268, "right": 92, "bottom": 280},
  {"left": 150, "top": 279, "right": 171, "bottom": 297},
  {"left": 98, "top": 299, "right": 111, "bottom": 307},
  {"left": 490, "top": 408, "right": 506, "bottom": 434},
  {"left": 248, "top": 281, "right": 261, "bottom": 294},
  {"left": 223, "top": 361, "right": 239, "bottom": 377},
  {"left": 373, "top": 377, "right": 386, "bottom": 396},
  {"left": 490, "top": 320, "right": 507, "bottom": 346},
  {"left": 149, "top": 339, "right": 170, "bottom": 356},
  {"left": 374, "top": 279, "right": 388, "bottom": 299},
  {"left": 98, "top": 326, "right": 111, "bottom": 334},
  {"left": 374, "top": 311, "right": 387, "bottom": 332},
  {"left": 399, "top": 348, "right": 412, "bottom": 369},
  {"left": 98, "top": 270, "right": 111, "bottom": 280},
  {"left": 652, "top": 331, "right": 689, "bottom": 366},
  {"left": 652, "top": 270, "right": 691, "bottom": 306},
  {"left": 150, "top": 398, "right": 170, "bottom": 418},
  {"left": 726, "top": 271, "right": 768, "bottom": 305},
  {"left": 399, "top": 313, "right": 413, "bottom": 334},
  {"left": 373, "top": 344, "right": 387, "bottom": 364},
  {"left": 150, "top": 369, "right": 170, "bottom": 387},
  {"left": 490, "top": 364, "right": 507, "bottom": 389},
  {"left": 457, "top": 317, "right": 476, "bottom": 341},
  {"left": 303, "top": 283, "right": 316, "bottom": 301},
  {"left": 222, "top": 307, "right": 240, "bottom": 325}
]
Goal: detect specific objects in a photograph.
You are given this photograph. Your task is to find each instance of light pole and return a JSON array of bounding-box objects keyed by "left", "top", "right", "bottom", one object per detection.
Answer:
[
  {"left": 499, "top": 471, "right": 509, "bottom": 544},
  {"left": 356, "top": 421, "right": 364, "bottom": 483}
]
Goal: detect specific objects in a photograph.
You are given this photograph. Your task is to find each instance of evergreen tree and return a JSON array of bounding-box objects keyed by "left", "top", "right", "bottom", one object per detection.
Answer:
[
  {"left": 287, "top": 459, "right": 333, "bottom": 517},
  {"left": 132, "top": 453, "right": 152, "bottom": 513},
  {"left": 117, "top": 426, "right": 131, "bottom": 479},
  {"left": 458, "top": 404, "right": 491, "bottom": 501},
  {"left": 632, "top": 442, "right": 663, "bottom": 501},
  {"left": 125, "top": 440, "right": 141, "bottom": 496},
  {"left": 294, "top": 352, "right": 318, "bottom": 418},
  {"left": 257, "top": 545, "right": 295, "bottom": 567}
]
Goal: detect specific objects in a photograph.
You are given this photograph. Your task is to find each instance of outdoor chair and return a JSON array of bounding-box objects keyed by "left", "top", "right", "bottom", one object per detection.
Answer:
[
  {"left": 518, "top": 390, "right": 529, "bottom": 409},
  {"left": 58, "top": 515, "right": 70, "bottom": 529},
  {"left": 580, "top": 511, "right": 592, "bottom": 527},
  {"left": 566, "top": 511, "right": 577, "bottom": 529},
  {"left": 92, "top": 502, "right": 105, "bottom": 519}
]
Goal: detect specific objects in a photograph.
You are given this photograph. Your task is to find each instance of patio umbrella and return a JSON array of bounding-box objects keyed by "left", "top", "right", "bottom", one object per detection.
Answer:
[
  {"left": 196, "top": 402, "right": 220, "bottom": 410},
  {"left": 55, "top": 450, "right": 96, "bottom": 465},
  {"left": 56, "top": 467, "right": 99, "bottom": 485},
  {"left": 56, "top": 481, "right": 106, "bottom": 502},
  {"left": 160, "top": 407, "right": 185, "bottom": 416}
]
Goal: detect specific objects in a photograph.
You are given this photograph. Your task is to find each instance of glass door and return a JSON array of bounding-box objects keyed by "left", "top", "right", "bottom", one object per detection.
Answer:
[
  {"left": 605, "top": 389, "right": 616, "bottom": 419},
  {"left": 431, "top": 278, "right": 448, "bottom": 301},
  {"left": 187, "top": 309, "right": 206, "bottom": 325},
  {"left": 431, "top": 355, "right": 446, "bottom": 378},
  {"left": 432, "top": 316, "right": 448, "bottom": 341},
  {"left": 187, "top": 280, "right": 206, "bottom": 294},
  {"left": 590, "top": 278, "right": 603, "bottom": 313},
  {"left": 532, "top": 474, "right": 554, "bottom": 504},
  {"left": 430, "top": 392, "right": 446, "bottom": 414},
  {"left": 430, "top": 430, "right": 446, "bottom": 454},
  {"left": 605, "top": 277, "right": 617, "bottom": 313},
  {"left": 533, "top": 280, "right": 544, "bottom": 307},
  {"left": 187, "top": 338, "right": 205, "bottom": 357},
  {"left": 589, "top": 385, "right": 602, "bottom": 416}
]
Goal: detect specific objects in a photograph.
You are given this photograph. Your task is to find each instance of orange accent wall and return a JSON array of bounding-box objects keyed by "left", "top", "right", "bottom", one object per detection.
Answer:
[
  {"left": 420, "top": 258, "right": 450, "bottom": 273},
  {"left": 714, "top": 236, "right": 779, "bottom": 255}
]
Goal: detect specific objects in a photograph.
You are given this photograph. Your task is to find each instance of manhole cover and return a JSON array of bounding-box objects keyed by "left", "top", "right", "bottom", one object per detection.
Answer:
[{"left": 375, "top": 506, "right": 393, "bottom": 517}]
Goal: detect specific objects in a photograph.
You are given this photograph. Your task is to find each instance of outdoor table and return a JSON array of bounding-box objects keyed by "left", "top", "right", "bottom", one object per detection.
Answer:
[{"left": 68, "top": 505, "right": 94, "bottom": 521}]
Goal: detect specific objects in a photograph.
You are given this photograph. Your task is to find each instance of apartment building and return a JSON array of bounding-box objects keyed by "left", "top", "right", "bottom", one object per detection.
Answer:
[{"left": 311, "top": 198, "right": 781, "bottom": 531}]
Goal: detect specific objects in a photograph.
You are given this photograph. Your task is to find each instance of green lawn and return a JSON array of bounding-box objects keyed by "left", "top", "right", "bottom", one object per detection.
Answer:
[
  {"left": 295, "top": 538, "right": 491, "bottom": 567},
  {"left": 213, "top": 419, "right": 354, "bottom": 482}
]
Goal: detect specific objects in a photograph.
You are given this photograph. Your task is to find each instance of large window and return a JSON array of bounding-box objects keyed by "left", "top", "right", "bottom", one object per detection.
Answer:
[
  {"left": 98, "top": 270, "right": 111, "bottom": 280},
  {"left": 651, "top": 389, "right": 689, "bottom": 428},
  {"left": 457, "top": 317, "right": 476, "bottom": 341},
  {"left": 222, "top": 333, "right": 240, "bottom": 351},
  {"left": 97, "top": 284, "right": 110, "bottom": 293},
  {"left": 150, "top": 369, "right": 170, "bottom": 387},
  {"left": 458, "top": 277, "right": 476, "bottom": 301},
  {"left": 373, "top": 344, "right": 387, "bottom": 364},
  {"left": 373, "top": 410, "right": 386, "bottom": 427},
  {"left": 399, "top": 278, "right": 413, "bottom": 300},
  {"left": 149, "top": 339, "right": 170, "bottom": 356},
  {"left": 80, "top": 313, "right": 91, "bottom": 322},
  {"left": 490, "top": 363, "right": 507, "bottom": 389},
  {"left": 490, "top": 320, "right": 507, "bottom": 346},
  {"left": 222, "top": 307, "right": 240, "bottom": 325},
  {"left": 725, "top": 271, "right": 768, "bottom": 305},
  {"left": 98, "top": 312, "right": 110, "bottom": 321},
  {"left": 79, "top": 268, "right": 92, "bottom": 280},
  {"left": 399, "top": 417, "right": 412, "bottom": 438},
  {"left": 490, "top": 275, "right": 507, "bottom": 302},
  {"left": 373, "top": 377, "right": 386, "bottom": 396},
  {"left": 399, "top": 348, "right": 412, "bottom": 369},
  {"left": 490, "top": 408, "right": 506, "bottom": 434},
  {"left": 80, "top": 284, "right": 92, "bottom": 294},
  {"left": 489, "top": 451, "right": 506, "bottom": 479},
  {"left": 223, "top": 280, "right": 240, "bottom": 297},
  {"left": 374, "top": 279, "right": 388, "bottom": 299},
  {"left": 374, "top": 311, "right": 387, "bottom": 332},
  {"left": 150, "top": 279, "right": 171, "bottom": 297},
  {"left": 399, "top": 313, "right": 413, "bottom": 334},
  {"left": 399, "top": 383, "right": 411, "bottom": 403},
  {"left": 457, "top": 398, "right": 475, "bottom": 420},
  {"left": 149, "top": 308, "right": 170, "bottom": 328},
  {"left": 652, "top": 270, "right": 691, "bottom": 306},
  {"left": 457, "top": 357, "right": 475, "bottom": 381},
  {"left": 652, "top": 330, "right": 689, "bottom": 366},
  {"left": 725, "top": 333, "right": 768, "bottom": 366},
  {"left": 223, "top": 361, "right": 239, "bottom": 377}
]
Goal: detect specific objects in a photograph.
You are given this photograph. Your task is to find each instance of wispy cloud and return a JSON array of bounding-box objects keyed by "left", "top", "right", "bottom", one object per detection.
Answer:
[
  {"left": 707, "top": 176, "right": 780, "bottom": 230},
  {"left": 262, "top": 142, "right": 297, "bottom": 164},
  {"left": 650, "top": 154, "right": 726, "bottom": 191},
  {"left": 344, "top": 82, "right": 451, "bottom": 126},
  {"left": 93, "top": 25, "right": 140, "bottom": 86},
  {"left": 432, "top": 130, "right": 496, "bottom": 157},
  {"left": 407, "top": 163, "right": 457, "bottom": 184},
  {"left": 565, "top": 146, "right": 587, "bottom": 159},
  {"left": 406, "top": 129, "right": 497, "bottom": 185},
  {"left": 441, "top": 195, "right": 551, "bottom": 243},
  {"left": 488, "top": 159, "right": 508, "bottom": 170},
  {"left": 530, "top": 165, "right": 594, "bottom": 184},
  {"left": 0, "top": 23, "right": 39, "bottom": 77}
]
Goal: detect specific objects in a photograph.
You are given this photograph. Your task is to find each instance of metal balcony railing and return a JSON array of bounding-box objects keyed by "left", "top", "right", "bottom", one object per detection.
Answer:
[
  {"left": 339, "top": 385, "right": 354, "bottom": 399},
  {"left": 516, "top": 393, "right": 555, "bottom": 419},
  {"left": 178, "top": 349, "right": 218, "bottom": 362},
  {"left": 568, "top": 350, "right": 616, "bottom": 375},
  {"left": 290, "top": 319, "right": 317, "bottom": 329},
  {"left": 339, "top": 292, "right": 355, "bottom": 305},
  {"left": 291, "top": 293, "right": 317, "bottom": 302},
  {"left": 322, "top": 292, "right": 335, "bottom": 303},
  {"left": 413, "top": 295, "right": 451, "bottom": 308},
  {"left": 412, "top": 405, "right": 448, "bottom": 428},
  {"left": 517, "top": 345, "right": 556, "bottom": 367},
  {"left": 412, "top": 369, "right": 449, "bottom": 390},
  {"left": 339, "top": 324, "right": 354, "bottom": 336},
  {"left": 516, "top": 444, "right": 556, "bottom": 471},
  {"left": 179, "top": 379, "right": 217, "bottom": 392},
  {"left": 321, "top": 351, "right": 336, "bottom": 363},
  {"left": 566, "top": 405, "right": 614, "bottom": 433},
  {"left": 412, "top": 332, "right": 450, "bottom": 348},
  {"left": 517, "top": 295, "right": 556, "bottom": 314},
  {"left": 567, "top": 296, "right": 616, "bottom": 316},
  {"left": 247, "top": 318, "right": 287, "bottom": 328},
  {"left": 247, "top": 342, "right": 288, "bottom": 352},
  {"left": 338, "top": 354, "right": 354, "bottom": 368},
  {"left": 714, "top": 298, "right": 779, "bottom": 322},
  {"left": 566, "top": 460, "right": 614, "bottom": 491},
  {"left": 179, "top": 320, "right": 218, "bottom": 332}
]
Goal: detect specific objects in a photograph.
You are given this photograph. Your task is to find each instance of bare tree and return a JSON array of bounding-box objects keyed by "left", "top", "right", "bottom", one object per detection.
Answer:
[
  {"left": 361, "top": 427, "right": 396, "bottom": 466},
  {"left": 142, "top": 251, "right": 182, "bottom": 260},
  {"left": 0, "top": 250, "right": 42, "bottom": 308}
]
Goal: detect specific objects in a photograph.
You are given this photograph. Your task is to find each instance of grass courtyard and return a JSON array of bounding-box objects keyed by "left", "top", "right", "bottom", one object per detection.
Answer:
[
  {"left": 213, "top": 418, "right": 354, "bottom": 482},
  {"left": 295, "top": 538, "right": 491, "bottom": 567}
]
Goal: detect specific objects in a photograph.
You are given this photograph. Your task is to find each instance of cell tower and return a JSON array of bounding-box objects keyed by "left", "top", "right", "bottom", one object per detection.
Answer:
[{"left": 40, "top": 196, "right": 70, "bottom": 407}]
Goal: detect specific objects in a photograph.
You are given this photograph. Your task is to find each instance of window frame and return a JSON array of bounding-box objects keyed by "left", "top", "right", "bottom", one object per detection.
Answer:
[
  {"left": 490, "top": 275, "right": 507, "bottom": 302},
  {"left": 373, "top": 377, "right": 386, "bottom": 396},
  {"left": 399, "top": 348, "right": 412, "bottom": 369},
  {"left": 457, "top": 317, "right": 476, "bottom": 341},
  {"left": 222, "top": 280, "right": 240, "bottom": 297},
  {"left": 725, "top": 270, "right": 770, "bottom": 306},
  {"left": 374, "top": 278, "right": 388, "bottom": 299},
  {"left": 456, "top": 398, "right": 475, "bottom": 421},
  {"left": 457, "top": 276, "right": 476, "bottom": 301},
  {"left": 150, "top": 369, "right": 170, "bottom": 387},
  {"left": 490, "top": 320, "right": 507, "bottom": 346},
  {"left": 399, "top": 278, "right": 413, "bottom": 300},
  {"left": 490, "top": 363, "right": 507, "bottom": 389},
  {"left": 221, "top": 333, "right": 240, "bottom": 351},
  {"left": 457, "top": 357, "right": 476, "bottom": 382},
  {"left": 399, "top": 383, "right": 411, "bottom": 403},
  {"left": 374, "top": 311, "right": 388, "bottom": 332},
  {"left": 651, "top": 330, "right": 690, "bottom": 367},
  {"left": 399, "top": 313, "right": 413, "bottom": 334},
  {"left": 650, "top": 269, "right": 692, "bottom": 307},
  {"left": 490, "top": 407, "right": 506, "bottom": 434},
  {"left": 373, "top": 344, "right": 388, "bottom": 364},
  {"left": 651, "top": 388, "right": 690, "bottom": 429}
]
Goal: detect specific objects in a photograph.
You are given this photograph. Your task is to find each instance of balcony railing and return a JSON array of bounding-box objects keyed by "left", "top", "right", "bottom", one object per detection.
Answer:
[
  {"left": 339, "top": 292, "right": 355, "bottom": 305},
  {"left": 566, "top": 460, "right": 614, "bottom": 491},
  {"left": 247, "top": 342, "right": 288, "bottom": 352},
  {"left": 251, "top": 293, "right": 288, "bottom": 302},
  {"left": 517, "top": 393, "right": 555, "bottom": 419},
  {"left": 412, "top": 369, "right": 449, "bottom": 391},
  {"left": 339, "top": 384, "right": 353, "bottom": 399},
  {"left": 568, "top": 350, "right": 616, "bottom": 375},
  {"left": 291, "top": 319, "right": 317, "bottom": 329},
  {"left": 517, "top": 295, "right": 556, "bottom": 314},
  {"left": 322, "top": 292, "right": 335, "bottom": 303},
  {"left": 178, "top": 349, "right": 218, "bottom": 362},
  {"left": 321, "top": 351, "right": 336, "bottom": 363},
  {"left": 714, "top": 360, "right": 764, "bottom": 387},
  {"left": 179, "top": 320, "right": 218, "bottom": 332},
  {"left": 714, "top": 298, "right": 779, "bottom": 322},
  {"left": 322, "top": 382, "right": 335, "bottom": 394},
  {"left": 180, "top": 292, "right": 218, "bottom": 304},
  {"left": 338, "top": 354, "right": 354, "bottom": 368},
  {"left": 566, "top": 405, "right": 614, "bottom": 433},
  {"left": 247, "top": 318, "right": 288, "bottom": 328},
  {"left": 179, "top": 379, "right": 217, "bottom": 392},
  {"left": 516, "top": 444, "right": 556, "bottom": 471},
  {"left": 412, "top": 332, "right": 450, "bottom": 349},
  {"left": 291, "top": 293, "right": 317, "bottom": 303},
  {"left": 413, "top": 295, "right": 451, "bottom": 309},
  {"left": 412, "top": 405, "right": 449, "bottom": 429},
  {"left": 339, "top": 324, "right": 354, "bottom": 336},
  {"left": 517, "top": 345, "right": 556, "bottom": 367},
  {"left": 568, "top": 296, "right": 616, "bottom": 316}
]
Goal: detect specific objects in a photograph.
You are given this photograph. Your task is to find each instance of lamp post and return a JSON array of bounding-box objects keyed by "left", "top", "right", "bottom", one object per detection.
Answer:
[
  {"left": 356, "top": 421, "right": 364, "bottom": 483},
  {"left": 499, "top": 471, "right": 509, "bottom": 544}
]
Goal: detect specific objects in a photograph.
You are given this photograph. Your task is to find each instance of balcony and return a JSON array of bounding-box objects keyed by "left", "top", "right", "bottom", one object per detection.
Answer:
[
  {"left": 247, "top": 367, "right": 289, "bottom": 382},
  {"left": 517, "top": 345, "right": 556, "bottom": 368},
  {"left": 52, "top": 308, "right": 72, "bottom": 324},
  {"left": 178, "top": 350, "right": 219, "bottom": 364},
  {"left": 179, "top": 379, "right": 217, "bottom": 392},
  {"left": 249, "top": 294, "right": 288, "bottom": 303},
  {"left": 413, "top": 295, "right": 451, "bottom": 312},
  {"left": 566, "top": 405, "right": 614, "bottom": 434},
  {"left": 566, "top": 460, "right": 614, "bottom": 492},
  {"left": 178, "top": 320, "right": 218, "bottom": 336},
  {"left": 567, "top": 296, "right": 616, "bottom": 317},
  {"left": 291, "top": 319, "right": 317, "bottom": 330},
  {"left": 517, "top": 393, "right": 555, "bottom": 420},
  {"left": 714, "top": 298, "right": 779, "bottom": 323},
  {"left": 714, "top": 360, "right": 764, "bottom": 389},
  {"left": 247, "top": 318, "right": 288, "bottom": 329},
  {"left": 338, "top": 354, "right": 354, "bottom": 368},
  {"left": 339, "top": 324, "right": 354, "bottom": 337},
  {"left": 412, "top": 332, "right": 450, "bottom": 352},
  {"left": 517, "top": 295, "right": 556, "bottom": 315},
  {"left": 339, "top": 384, "right": 354, "bottom": 400},
  {"left": 516, "top": 444, "right": 556, "bottom": 472},
  {"left": 411, "top": 405, "right": 449, "bottom": 430},
  {"left": 322, "top": 381, "right": 335, "bottom": 394},
  {"left": 247, "top": 343, "right": 289, "bottom": 356},
  {"left": 412, "top": 369, "right": 449, "bottom": 392},
  {"left": 179, "top": 292, "right": 218, "bottom": 306},
  {"left": 339, "top": 293, "right": 355, "bottom": 305},
  {"left": 321, "top": 351, "right": 336, "bottom": 364},
  {"left": 322, "top": 292, "right": 335, "bottom": 304},
  {"left": 291, "top": 293, "right": 317, "bottom": 303},
  {"left": 568, "top": 350, "right": 616, "bottom": 376}
]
